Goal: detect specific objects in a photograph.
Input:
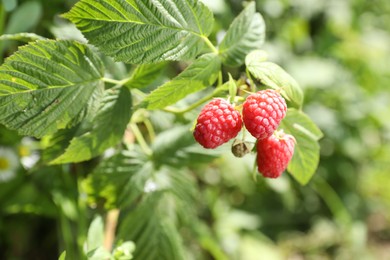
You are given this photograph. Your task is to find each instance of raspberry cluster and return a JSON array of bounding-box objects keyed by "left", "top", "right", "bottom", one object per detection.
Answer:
[{"left": 193, "top": 89, "right": 295, "bottom": 178}]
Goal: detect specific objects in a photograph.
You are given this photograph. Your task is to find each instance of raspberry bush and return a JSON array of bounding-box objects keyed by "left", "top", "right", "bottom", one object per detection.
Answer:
[{"left": 0, "top": 0, "right": 323, "bottom": 259}]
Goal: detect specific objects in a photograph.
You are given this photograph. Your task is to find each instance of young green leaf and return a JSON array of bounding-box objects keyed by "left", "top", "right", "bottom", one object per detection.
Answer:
[
  {"left": 279, "top": 108, "right": 323, "bottom": 185},
  {"left": 86, "top": 247, "right": 112, "bottom": 260},
  {"left": 63, "top": 0, "right": 214, "bottom": 64},
  {"left": 46, "top": 87, "right": 132, "bottom": 164},
  {"left": 245, "top": 52, "right": 303, "bottom": 108},
  {"left": 143, "top": 53, "right": 221, "bottom": 109},
  {"left": 218, "top": 2, "right": 265, "bottom": 67},
  {"left": 0, "top": 40, "right": 104, "bottom": 138},
  {"left": 112, "top": 241, "right": 136, "bottom": 260}
]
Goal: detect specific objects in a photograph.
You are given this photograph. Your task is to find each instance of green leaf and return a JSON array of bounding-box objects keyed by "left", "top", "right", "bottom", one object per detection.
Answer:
[
  {"left": 218, "top": 2, "right": 265, "bottom": 67},
  {"left": 63, "top": 0, "right": 214, "bottom": 64},
  {"left": 87, "top": 247, "right": 112, "bottom": 260},
  {"left": 82, "top": 148, "right": 149, "bottom": 209},
  {"left": 0, "top": 40, "right": 104, "bottom": 138},
  {"left": 125, "top": 63, "right": 166, "bottom": 89},
  {"left": 151, "top": 125, "right": 220, "bottom": 168},
  {"left": 87, "top": 215, "right": 105, "bottom": 253},
  {"left": 118, "top": 194, "right": 186, "bottom": 260},
  {"left": 58, "top": 251, "right": 66, "bottom": 260},
  {"left": 144, "top": 53, "right": 221, "bottom": 109},
  {"left": 245, "top": 49, "right": 268, "bottom": 64},
  {"left": 118, "top": 165, "right": 198, "bottom": 258},
  {"left": 279, "top": 108, "right": 323, "bottom": 185},
  {"left": 227, "top": 73, "right": 237, "bottom": 100},
  {"left": 5, "top": 1, "right": 42, "bottom": 34},
  {"left": 246, "top": 52, "right": 304, "bottom": 108},
  {"left": 46, "top": 87, "right": 132, "bottom": 164},
  {"left": 112, "top": 241, "right": 136, "bottom": 260}
]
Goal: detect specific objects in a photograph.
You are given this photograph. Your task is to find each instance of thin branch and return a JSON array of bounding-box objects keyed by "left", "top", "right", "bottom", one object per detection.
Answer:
[{"left": 103, "top": 209, "right": 120, "bottom": 252}]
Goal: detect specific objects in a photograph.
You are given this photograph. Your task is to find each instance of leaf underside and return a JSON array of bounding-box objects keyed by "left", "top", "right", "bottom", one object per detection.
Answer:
[
  {"left": 246, "top": 56, "right": 304, "bottom": 108},
  {"left": 280, "top": 108, "right": 323, "bottom": 185}
]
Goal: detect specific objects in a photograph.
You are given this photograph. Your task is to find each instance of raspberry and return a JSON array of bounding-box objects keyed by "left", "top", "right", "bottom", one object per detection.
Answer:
[
  {"left": 242, "top": 89, "right": 287, "bottom": 139},
  {"left": 194, "top": 99, "right": 242, "bottom": 149},
  {"left": 256, "top": 131, "right": 295, "bottom": 178}
]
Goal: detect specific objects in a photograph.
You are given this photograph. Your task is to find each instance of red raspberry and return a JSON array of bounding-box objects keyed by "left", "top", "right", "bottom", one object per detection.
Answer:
[
  {"left": 256, "top": 131, "right": 295, "bottom": 178},
  {"left": 194, "top": 99, "right": 242, "bottom": 149},
  {"left": 243, "top": 89, "right": 287, "bottom": 139}
]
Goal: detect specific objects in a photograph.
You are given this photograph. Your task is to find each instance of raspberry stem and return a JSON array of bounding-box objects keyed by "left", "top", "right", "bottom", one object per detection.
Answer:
[
  {"left": 102, "top": 76, "right": 132, "bottom": 87},
  {"left": 201, "top": 36, "right": 219, "bottom": 54},
  {"left": 129, "top": 123, "right": 152, "bottom": 156},
  {"left": 245, "top": 68, "right": 257, "bottom": 93}
]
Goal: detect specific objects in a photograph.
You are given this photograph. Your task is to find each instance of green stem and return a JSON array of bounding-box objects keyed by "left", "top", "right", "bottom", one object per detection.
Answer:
[
  {"left": 201, "top": 36, "right": 218, "bottom": 54},
  {"left": 312, "top": 176, "right": 352, "bottom": 226},
  {"left": 144, "top": 118, "right": 156, "bottom": 142},
  {"left": 0, "top": 5, "right": 6, "bottom": 63},
  {"left": 102, "top": 77, "right": 132, "bottom": 86},
  {"left": 218, "top": 71, "right": 223, "bottom": 87},
  {"left": 245, "top": 68, "right": 256, "bottom": 93},
  {"left": 77, "top": 176, "right": 88, "bottom": 258},
  {"left": 129, "top": 123, "right": 152, "bottom": 156},
  {"left": 164, "top": 91, "right": 215, "bottom": 115},
  {"left": 59, "top": 213, "right": 77, "bottom": 259}
]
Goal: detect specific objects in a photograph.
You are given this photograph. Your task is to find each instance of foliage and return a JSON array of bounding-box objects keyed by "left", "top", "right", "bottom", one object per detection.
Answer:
[{"left": 0, "top": 0, "right": 389, "bottom": 259}]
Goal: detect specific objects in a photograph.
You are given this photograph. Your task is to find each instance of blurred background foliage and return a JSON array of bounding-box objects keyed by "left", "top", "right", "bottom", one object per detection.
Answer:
[{"left": 1, "top": 0, "right": 390, "bottom": 259}]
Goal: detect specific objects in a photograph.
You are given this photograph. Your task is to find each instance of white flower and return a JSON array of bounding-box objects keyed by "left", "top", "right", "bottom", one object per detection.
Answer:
[
  {"left": 0, "top": 147, "right": 19, "bottom": 182},
  {"left": 19, "top": 137, "right": 40, "bottom": 169}
]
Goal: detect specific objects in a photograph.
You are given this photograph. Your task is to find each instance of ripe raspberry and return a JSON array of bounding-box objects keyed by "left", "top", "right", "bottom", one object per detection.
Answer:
[
  {"left": 256, "top": 131, "right": 295, "bottom": 178},
  {"left": 243, "top": 89, "right": 287, "bottom": 139},
  {"left": 194, "top": 99, "right": 242, "bottom": 149}
]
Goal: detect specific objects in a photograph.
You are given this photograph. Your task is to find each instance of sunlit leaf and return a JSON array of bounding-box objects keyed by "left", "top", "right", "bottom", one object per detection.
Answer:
[
  {"left": 0, "top": 40, "right": 104, "bottom": 138},
  {"left": 47, "top": 87, "right": 132, "bottom": 164},
  {"left": 219, "top": 2, "right": 265, "bottom": 67},
  {"left": 143, "top": 53, "right": 221, "bottom": 109},
  {"left": 125, "top": 63, "right": 166, "bottom": 89},
  {"left": 246, "top": 51, "right": 303, "bottom": 108},
  {"left": 64, "top": 0, "right": 214, "bottom": 63}
]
